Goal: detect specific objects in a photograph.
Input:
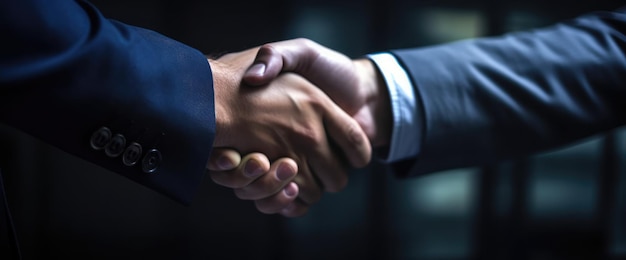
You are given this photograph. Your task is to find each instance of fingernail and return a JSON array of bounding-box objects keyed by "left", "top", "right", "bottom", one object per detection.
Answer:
[
  {"left": 276, "top": 163, "right": 295, "bottom": 181},
  {"left": 283, "top": 183, "right": 298, "bottom": 197},
  {"left": 246, "top": 63, "right": 266, "bottom": 77},
  {"left": 244, "top": 160, "right": 263, "bottom": 178},
  {"left": 217, "top": 155, "right": 234, "bottom": 169}
]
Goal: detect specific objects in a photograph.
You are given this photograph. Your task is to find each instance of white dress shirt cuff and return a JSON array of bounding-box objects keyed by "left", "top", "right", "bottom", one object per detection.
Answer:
[{"left": 367, "top": 53, "right": 421, "bottom": 163}]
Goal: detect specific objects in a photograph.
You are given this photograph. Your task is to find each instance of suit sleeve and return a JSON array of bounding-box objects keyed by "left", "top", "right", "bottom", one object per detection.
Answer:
[
  {"left": 0, "top": 0, "right": 215, "bottom": 204},
  {"left": 389, "top": 7, "right": 626, "bottom": 176}
]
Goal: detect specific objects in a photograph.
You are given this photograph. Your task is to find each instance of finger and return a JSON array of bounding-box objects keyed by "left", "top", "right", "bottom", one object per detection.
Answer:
[
  {"left": 206, "top": 148, "right": 241, "bottom": 171},
  {"left": 299, "top": 97, "right": 371, "bottom": 192},
  {"left": 234, "top": 158, "right": 297, "bottom": 200},
  {"left": 292, "top": 157, "right": 323, "bottom": 204},
  {"left": 305, "top": 128, "right": 349, "bottom": 193},
  {"left": 279, "top": 200, "right": 310, "bottom": 217},
  {"left": 322, "top": 100, "right": 372, "bottom": 168},
  {"left": 209, "top": 152, "right": 270, "bottom": 189},
  {"left": 253, "top": 182, "right": 299, "bottom": 214}
]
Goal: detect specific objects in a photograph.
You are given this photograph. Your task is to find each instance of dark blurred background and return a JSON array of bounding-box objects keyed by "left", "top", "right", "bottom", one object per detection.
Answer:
[{"left": 2, "top": 0, "right": 626, "bottom": 259}]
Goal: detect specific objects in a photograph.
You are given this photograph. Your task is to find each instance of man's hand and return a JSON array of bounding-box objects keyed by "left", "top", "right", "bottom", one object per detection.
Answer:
[
  {"left": 207, "top": 47, "right": 372, "bottom": 216},
  {"left": 243, "top": 38, "right": 391, "bottom": 147},
  {"left": 209, "top": 149, "right": 303, "bottom": 216}
]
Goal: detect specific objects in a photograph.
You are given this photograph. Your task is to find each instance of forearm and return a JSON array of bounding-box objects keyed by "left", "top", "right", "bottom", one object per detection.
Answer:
[
  {"left": 0, "top": 0, "right": 215, "bottom": 204},
  {"left": 392, "top": 8, "right": 626, "bottom": 175}
]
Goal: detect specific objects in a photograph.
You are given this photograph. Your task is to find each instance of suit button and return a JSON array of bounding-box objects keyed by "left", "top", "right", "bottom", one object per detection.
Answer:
[
  {"left": 122, "top": 142, "right": 143, "bottom": 166},
  {"left": 105, "top": 134, "right": 126, "bottom": 157},
  {"left": 142, "top": 149, "right": 162, "bottom": 173},
  {"left": 90, "top": 127, "right": 111, "bottom": 150}
]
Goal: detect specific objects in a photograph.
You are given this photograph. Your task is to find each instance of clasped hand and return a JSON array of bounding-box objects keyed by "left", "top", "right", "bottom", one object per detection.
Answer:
[{"left": 207, "top": 39, "right": 390, "bottom": 217}]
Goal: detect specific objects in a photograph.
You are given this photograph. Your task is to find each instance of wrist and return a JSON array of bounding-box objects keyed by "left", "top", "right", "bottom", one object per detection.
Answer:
[
  {"left": 353, "top": 59, "right": 392, "bottom": 148},
  {"left": 208, "top": 59, "right": 237, "bottom": 147}
]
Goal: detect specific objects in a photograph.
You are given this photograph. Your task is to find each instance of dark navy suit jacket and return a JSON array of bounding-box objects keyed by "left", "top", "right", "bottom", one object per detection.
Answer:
[
  {"left": 0, "top": 0, "right": 215, "bottom": 205},
  {"left": 1, "top": 2, "right": 215, "bottom": 256},
  {"left": 390, "top": 7, "right": 626, "bottom": 176}
]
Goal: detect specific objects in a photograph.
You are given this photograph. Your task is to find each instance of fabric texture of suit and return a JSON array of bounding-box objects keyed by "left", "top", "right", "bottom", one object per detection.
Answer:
[
  {"left": 0, "top": 0, "right": 215, "bottom": 204},
  {"left": 389, "top": 7, "right": 626, "bottom": 176}
]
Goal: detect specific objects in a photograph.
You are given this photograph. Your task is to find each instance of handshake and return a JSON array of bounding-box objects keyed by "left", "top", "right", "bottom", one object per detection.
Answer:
[{"left": 205, "top": 39, "right": 392, "bottom": 217}]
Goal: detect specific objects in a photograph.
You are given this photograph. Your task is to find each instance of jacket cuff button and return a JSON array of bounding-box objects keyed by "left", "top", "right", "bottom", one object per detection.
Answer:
[
  {"left": 122, "top": 142, "right": 143, "bottom": 166},
  {"left": 142, "top": 149, "right": 162, "bottom": 174},
  {"left": 90, "top": 127, "right": 111, "bottom": 150},
  {"left": 105, "top": 134, "right": 126, "bottom": 157}
]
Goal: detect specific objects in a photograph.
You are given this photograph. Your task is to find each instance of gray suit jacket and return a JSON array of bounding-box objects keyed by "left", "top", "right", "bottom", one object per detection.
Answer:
[{"left": 390, "top": 7, "right": 626, "bottom": 176}]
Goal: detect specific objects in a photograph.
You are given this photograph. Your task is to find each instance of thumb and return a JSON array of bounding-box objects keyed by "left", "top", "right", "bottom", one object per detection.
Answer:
[
  {"left": 243, "top": 44, "right": 284, "bottom": 86},
  {"left": 243, "top": 38, "right": 319, "bottom": 86}
]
